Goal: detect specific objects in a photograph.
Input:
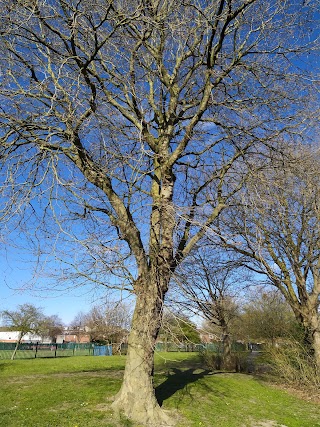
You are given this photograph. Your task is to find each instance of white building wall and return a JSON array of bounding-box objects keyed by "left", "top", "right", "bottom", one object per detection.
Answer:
[
  {"left": 0, "top": 331, "right": 51, "bottom": 343},
  {"left": 0, "top": 331, "right": 20, "bottom": 341}
]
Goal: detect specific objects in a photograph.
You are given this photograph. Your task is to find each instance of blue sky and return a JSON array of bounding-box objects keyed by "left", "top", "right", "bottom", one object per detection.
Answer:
[{"left": 0, "top": 243, "right": 106, "bottom": 325}]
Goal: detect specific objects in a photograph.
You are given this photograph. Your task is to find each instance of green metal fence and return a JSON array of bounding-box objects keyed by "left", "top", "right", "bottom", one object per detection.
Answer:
[
  {"left": 0, "top": 342, "right": 94, "bottom": 359},
  {"left": 198, "top": 342, "right": 248, "bottom": 353},
  {"left": 0, "top": 340, "right": 251, "bottom": 360},
  {"left": 155, "top": 341, "right": 248, "bottom": 353},
  {"left": 155, "top": 342, "right": 213, "bottom": 352}
]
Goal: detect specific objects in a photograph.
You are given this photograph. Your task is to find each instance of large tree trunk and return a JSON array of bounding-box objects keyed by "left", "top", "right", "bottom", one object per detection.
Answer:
[
  {"left": 309, "top": 315, "right": 320, "bottom": 372},
  {"left": 112, "top": 282, "right": 174, "bottom": 426},
  {"left": 298, "top": 309, "right": 320, "bottom": 371},
  {"left": 221, "top": 328, "right": 232, "bottom": 370},
  {"left": 313, "top": 329, "right": 320, "bottom": 372}
]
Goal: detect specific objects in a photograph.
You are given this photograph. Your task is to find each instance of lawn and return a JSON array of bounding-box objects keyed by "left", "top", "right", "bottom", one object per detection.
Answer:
[{"left": 0, "top": 352, "right": 319, "bottom": 427}]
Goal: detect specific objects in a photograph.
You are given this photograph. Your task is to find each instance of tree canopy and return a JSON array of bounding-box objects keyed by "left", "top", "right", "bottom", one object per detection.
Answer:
[{"left": 1, "top": 303, "right": 49, "bottom": 359}]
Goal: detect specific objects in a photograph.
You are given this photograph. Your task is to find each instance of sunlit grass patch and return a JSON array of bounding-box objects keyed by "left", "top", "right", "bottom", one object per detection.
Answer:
[{"left": 1, "top": 353, "right": 319, "bottom": 426}]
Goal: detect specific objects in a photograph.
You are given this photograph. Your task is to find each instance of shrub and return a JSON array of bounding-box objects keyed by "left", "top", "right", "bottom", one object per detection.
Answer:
[
  {"left": 200, "top": 350, "right": 250, "bottom": 372},
  {"left": 200, "top": 350, "right": 223, "bottom": 370},
  {"left": 268, "top": 341, "right": 319, "bottom": 390}
]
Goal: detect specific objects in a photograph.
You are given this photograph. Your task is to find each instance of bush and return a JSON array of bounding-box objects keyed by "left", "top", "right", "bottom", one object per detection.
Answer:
[
  {"left": 268, "top": 341, "right": 319, "bottom": 390},
  {"left": 234, "top": 352, "right": 251, "bottom": 373},
  {"left": 200, "top": 350, "right": 223, "bottom": 370},
  {"left": 200, "top": 350, "right": 250, "bottom": 372}
]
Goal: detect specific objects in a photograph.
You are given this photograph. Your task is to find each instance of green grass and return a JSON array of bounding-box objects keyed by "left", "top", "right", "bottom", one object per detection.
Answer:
[{"left": 0, "top": 352, "right": 319, "bottom": 427}]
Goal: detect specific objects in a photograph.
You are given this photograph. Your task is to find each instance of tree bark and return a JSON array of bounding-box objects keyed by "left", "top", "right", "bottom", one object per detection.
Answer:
[
  {"left": 298, "top": 311, "right": 320, "bottom": 371},
  {"left": 309, "top": 315, "right": 320, "bottom": 372},
  {"left": 221, "top": 329, "right": 232, "bottom": 370},
  {"left": 11, "top": 333, "right": 23, "bottom": 360},
  {"left": 112, "top": 279, "right": 174, "bottom": 426},
  {"left": 11, "top": 341, "right": 19, "bottom": 360},
  {"left": 312, "top": 329, "right": 320, "bottom": 372}
]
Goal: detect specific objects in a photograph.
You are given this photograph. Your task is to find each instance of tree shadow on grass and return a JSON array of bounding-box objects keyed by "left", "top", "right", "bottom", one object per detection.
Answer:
[{"left": 155, "top": 367, "right": 212, "bottom": 406}]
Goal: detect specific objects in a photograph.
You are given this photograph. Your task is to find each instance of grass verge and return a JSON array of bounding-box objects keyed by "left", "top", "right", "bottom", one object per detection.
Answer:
[{"left": 0, "top": 352, "right": 319, "bottom": 427}]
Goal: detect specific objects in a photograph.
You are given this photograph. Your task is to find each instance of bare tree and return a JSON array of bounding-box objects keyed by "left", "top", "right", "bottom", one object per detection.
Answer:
[
  {"left": 69, "top": 311, "right": 90, "bottom": 342},
  {"left": 1, "top": 304, "right": 47, "bottom": 359},
  {"left": 85, "top": 301, "right": 132, "bottom": 343},
  {"left": 175, "top": 250, "right": 241, "bottom": 368},
  {"left": 218, "top": 143, "right": 320, "bottom": 368},
  {"left": 0, "top": 1, "right": 318, "bottom": 424},
  {"left": 44, "top": 314, "right": 64, "bottom": 343}
]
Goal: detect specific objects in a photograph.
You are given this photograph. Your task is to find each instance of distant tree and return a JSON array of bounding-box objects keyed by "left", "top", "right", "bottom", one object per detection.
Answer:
[
  {"left": 43, "top": 315, "right": 64, "bottom": 343},
  {"left": 85, "top": 301, "right": 132, "bottom": 344},
  {"left": 175, "top": 250, "right": 241, "bottom": 368},
  {"left": 219, "top": 143, "right": 320, "bottom": 368},
  {"left": 69, "top": 311, "right": 90, "bottom": 343},
  {"left": 1, "top": 304, "right": 47, "bottom": 359},
  {"left": 178, "top": 318, "right": 201, "bottom": 344},
  {"left": 159, "top": 310, "right": 201, "bottom": 347},
  {"left": 237, "top": 289, "right": 298, "bottom": 345}
]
